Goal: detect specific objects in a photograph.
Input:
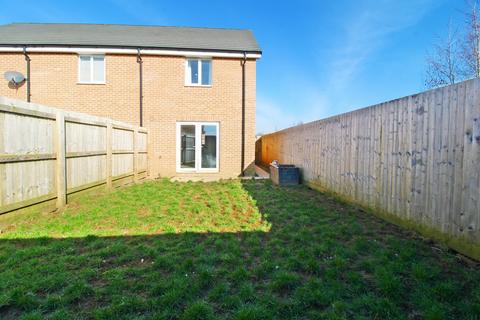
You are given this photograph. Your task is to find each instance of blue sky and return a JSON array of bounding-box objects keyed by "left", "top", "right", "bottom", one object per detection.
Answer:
[{"left": 0, "top": 0, "right": 465, "bottom": 133}]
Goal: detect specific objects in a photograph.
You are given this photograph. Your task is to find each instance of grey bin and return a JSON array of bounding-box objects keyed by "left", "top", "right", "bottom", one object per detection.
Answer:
[{"left": 270, "top": 164, "right": 300, "bottom": 186}]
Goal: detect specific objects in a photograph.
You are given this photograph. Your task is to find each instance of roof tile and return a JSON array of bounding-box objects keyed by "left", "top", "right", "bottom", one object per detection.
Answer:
[{"left": 0, "top": 23, "right": 261, "bottom": 53}]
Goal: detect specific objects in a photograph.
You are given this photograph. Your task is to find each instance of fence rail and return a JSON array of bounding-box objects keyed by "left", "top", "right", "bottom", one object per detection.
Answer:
[
  {"left": 0, "top": 96, "right": 148, "bottom": 214},
  {"left": 257, "top": 79, "right": 480, "bottom": 260}
]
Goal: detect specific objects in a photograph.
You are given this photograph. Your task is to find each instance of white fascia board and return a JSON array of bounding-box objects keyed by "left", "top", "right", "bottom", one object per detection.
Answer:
[{"left": 0, "top": 46, "right": 262, "bottom": 59}]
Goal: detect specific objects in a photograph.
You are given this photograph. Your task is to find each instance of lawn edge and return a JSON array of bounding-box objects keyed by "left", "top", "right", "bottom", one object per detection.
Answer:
[{"left": 305, "top": 180, "right": 480, "bottom": 261}]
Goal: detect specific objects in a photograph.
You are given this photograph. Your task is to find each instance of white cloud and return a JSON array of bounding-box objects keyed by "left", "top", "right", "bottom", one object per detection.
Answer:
[
  {"left": 256, "top": 96, "right": 284, "bottom": 134},
  {"left": 256, "top": 90, "right": 329, "bottom": 134},
  {"left": 257, "top": 0, "right": 443, "bottom": 133},
  {"left": 327, "top": 0, "right": 440, "bottom": 90}
]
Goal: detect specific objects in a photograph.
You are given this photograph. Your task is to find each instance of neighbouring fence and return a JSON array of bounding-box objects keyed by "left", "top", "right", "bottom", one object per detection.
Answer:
[
  {"left": 0, "top": 96, "right": 148, "bottom": 214},
  {"left": 257, "top": 78, "right": 480, "bottom": 259}
]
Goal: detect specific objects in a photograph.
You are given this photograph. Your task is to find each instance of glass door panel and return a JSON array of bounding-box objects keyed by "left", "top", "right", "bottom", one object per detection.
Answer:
[
  {"left": 201, "top": 125, "right": 217, "bottom": 169},
  {"left": 180, "top": 125, "right": 195, "bottom": 169}
]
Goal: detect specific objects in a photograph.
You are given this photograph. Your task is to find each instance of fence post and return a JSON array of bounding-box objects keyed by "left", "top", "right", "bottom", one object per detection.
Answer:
[
  {"left": 106, "top": 121, "right": 113, "bottom": 189},
  {"left": 133, "top": 129, "right": 138, "bottom": 182},
  {"left": 55, "top": 111, "right": 66, "bottom": 208},
  {"left": 145, "top": 130, "right": 149, "bottom": 178}
]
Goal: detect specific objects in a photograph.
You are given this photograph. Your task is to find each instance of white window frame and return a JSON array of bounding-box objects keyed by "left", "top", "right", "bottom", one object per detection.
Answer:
[
  {"left": 77, "top": 54, "right": 106, "bottom": 84},
  {"left": 176, "top": 122, "right": 219, "bottom": 173},
  {"left": 184, "top": 58, "right": 212, "bottom": 87}
]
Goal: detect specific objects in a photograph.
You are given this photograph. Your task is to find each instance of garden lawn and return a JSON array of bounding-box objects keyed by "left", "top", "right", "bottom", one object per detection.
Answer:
[{"left": 0, "top": 179, "right": 478, "bottom": 319}]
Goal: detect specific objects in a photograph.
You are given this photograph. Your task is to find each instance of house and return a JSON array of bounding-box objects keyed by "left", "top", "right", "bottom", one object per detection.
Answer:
[{"left": 0, "top": 23, "right": 261, "bottom": 179}]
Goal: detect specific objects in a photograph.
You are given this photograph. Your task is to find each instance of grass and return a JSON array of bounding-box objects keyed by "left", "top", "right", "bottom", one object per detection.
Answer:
[{"left": 0, "top": 179, "right": 478, "bottom": 319}]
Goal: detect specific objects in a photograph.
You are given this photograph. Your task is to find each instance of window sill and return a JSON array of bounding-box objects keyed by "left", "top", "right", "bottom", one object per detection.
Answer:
[
  {"left": 176, "top": 169, "right": 219, "bottom": 174},
  {"left": 184, "top": 84, "right": 212, "bottom": 88},
  {"left": 77, "top": 82, "right": 106, "bottom": 85}
]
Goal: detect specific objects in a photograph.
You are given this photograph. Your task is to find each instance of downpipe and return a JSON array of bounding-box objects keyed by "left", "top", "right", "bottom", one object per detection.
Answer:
[
  {"left": 137, "top": 48, "right": 143, "bottom": 127},
  {"left": 23, "top": 46, "right": 31, "bottom": 102},
  {"left": 241, "top": 51, "right": 246, "bottom": 176}
]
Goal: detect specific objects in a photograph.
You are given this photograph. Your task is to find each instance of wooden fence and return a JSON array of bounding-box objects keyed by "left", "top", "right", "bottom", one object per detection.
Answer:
[
  {"left": 257, "top": 79, "right": 480, "bottom": 259},
  {"left": 0, "top": 96, "right": 148, "bottom": 214}
]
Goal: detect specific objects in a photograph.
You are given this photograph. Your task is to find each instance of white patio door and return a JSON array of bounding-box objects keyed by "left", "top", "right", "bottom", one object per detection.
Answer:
[{"left": 176, "top": 122, "right": 219, "bottom": 173}]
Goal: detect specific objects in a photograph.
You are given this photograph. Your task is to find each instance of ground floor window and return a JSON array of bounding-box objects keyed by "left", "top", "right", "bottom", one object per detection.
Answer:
[{"left": 176, "top": 122, "right": 219, "bottom": 172}]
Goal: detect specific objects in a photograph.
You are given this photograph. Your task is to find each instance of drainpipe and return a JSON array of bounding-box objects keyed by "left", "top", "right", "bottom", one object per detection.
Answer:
[
  {"left": 137, "top": 48, "right": 143, "bottom": 127},
  {"left": 241, "top": 52, "right": 247, "bottom": 176},
  {"left": 23, "top": 46, "right": 31, "bottom": 102}
]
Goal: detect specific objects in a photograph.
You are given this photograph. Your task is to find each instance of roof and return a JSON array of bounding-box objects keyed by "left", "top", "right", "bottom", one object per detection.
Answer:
[{"left": 0, "top": 23, "right": 261, "bottom": 53}]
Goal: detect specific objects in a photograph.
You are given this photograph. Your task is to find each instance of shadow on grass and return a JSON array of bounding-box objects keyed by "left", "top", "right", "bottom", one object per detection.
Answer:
[{"left": 0, "top": 180, "right": 479, "bottom": 319}]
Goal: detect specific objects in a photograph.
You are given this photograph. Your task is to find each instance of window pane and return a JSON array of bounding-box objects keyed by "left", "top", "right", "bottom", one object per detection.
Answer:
[
  {"left": 201, "top": 125, "right": 217, "bottom": 168},
  {"left": 180, "top": 125, "right": 196, "bottom": 169},
  {"left": 201, "top": 60, "right": 211, "bottom": 85},
  {"left": 92, "top": 56, "right": 105, "bottom": 82},
  {"left": 188, "top": 60, "right": 198, "bottom": 84},
  {"left": 79, "top": 56, "right": 91, "bottom": 82}
]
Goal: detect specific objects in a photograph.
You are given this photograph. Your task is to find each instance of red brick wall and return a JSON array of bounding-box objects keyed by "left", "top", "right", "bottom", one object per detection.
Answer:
[{"left": 0, "top": 52, "right": 256, "bottom": 179}]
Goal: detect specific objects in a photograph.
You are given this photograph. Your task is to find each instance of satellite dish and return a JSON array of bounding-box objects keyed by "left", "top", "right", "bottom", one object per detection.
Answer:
[{"left": 4, "top": 71, "right": 26, "bottom": 86}]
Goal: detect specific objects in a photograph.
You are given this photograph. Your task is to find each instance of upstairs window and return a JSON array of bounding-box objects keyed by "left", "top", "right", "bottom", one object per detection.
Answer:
[
  {"left": 78, "top": 55, "right": 105, "bottom": 84},
  {"left": 185, "top": 59, "right": 211, "bottom": 86}
]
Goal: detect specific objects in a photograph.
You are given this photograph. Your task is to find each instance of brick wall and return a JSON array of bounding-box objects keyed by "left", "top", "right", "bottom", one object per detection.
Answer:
[{"left": 0, "top": 52, "right": 256, "bottom": 179}]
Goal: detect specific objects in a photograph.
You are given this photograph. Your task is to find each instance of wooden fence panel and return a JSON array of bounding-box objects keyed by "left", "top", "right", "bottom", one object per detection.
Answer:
[
  {"left": 257, "top": 79, "right": 480, "bottom": 260},
  {"left": 136, "top": 132, "right": 148, "bottom": 152},
  {"left": 3, "top": 161, "right": 55, "bottom": 208},
  {"left": 136, "top": 154, "right": 148, "bottom": 172},
  {"left": 112, "top": 127, "right": 134, "bottom": 179},
  {"left": 67, "top": 156, "right": 107, "bottom": 191},
  {"left": 0, "top": 111, "right": 56, "bottom": 210},
  {"left": 113, "top": 154, "right": 134, "bottom": 177},
  {"left": 66, "top": 122, "right": 107, "bottom": 153},
  {"left": 3, "top": 112, "right": 55, "bottom": 154},
  {"left": 66, "top": 121, "right": 108, "bottom": 190},
  {"left": 0, "top": 96, "right": 148, "bottom": 214},
  {"left": 112, "top": 128, "right": 134, "bottom": 151},
  {"left": 136, "top": 131, "right": 148, "bottom": 174}
]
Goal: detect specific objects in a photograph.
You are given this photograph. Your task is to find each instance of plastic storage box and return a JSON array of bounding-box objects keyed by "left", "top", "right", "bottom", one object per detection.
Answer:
[{"left": 270, "top": 163, "right": 300, "bottom": 186}]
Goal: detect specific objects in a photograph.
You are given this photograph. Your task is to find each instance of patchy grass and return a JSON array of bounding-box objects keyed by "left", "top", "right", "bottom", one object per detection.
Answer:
[
  {"left": 0, "top": 180, "right": 269, "bottom": 239},
  {"left": 0, "top": 179, "right": 478, "bottom": 319}
]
